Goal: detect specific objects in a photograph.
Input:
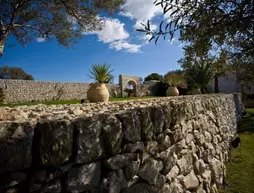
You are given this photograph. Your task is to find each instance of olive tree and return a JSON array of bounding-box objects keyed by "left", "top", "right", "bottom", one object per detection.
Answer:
[
  {"left": 0, "top": 0, "right": 123, "bottom": 56},
  {"left": 137, "top": 0, "right": 253, "bottom": 57}
]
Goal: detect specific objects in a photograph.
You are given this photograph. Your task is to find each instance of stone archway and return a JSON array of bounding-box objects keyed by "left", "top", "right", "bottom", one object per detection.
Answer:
[
  {"left": 126, "top": 79, "right": 138, "bottom": 97},
  {"left": 119, "top": 75, "right": 142, "bottom": 97}
]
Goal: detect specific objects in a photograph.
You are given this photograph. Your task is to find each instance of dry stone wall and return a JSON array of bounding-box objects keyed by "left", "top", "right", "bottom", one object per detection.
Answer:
[
  {"left": 0, "top": 79, "right": 119, "bottom": 103},
  {"left": 0, "top": 94, "right": 239, "bottom": 193}
]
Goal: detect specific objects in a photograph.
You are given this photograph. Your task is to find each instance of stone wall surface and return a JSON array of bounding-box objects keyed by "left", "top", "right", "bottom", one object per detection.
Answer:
[
  {"left": 0, "top": 79, "right": 119, "bottom": 103},
  {"left": 0, "top": 94, "right": 238, "bottom": 193}
]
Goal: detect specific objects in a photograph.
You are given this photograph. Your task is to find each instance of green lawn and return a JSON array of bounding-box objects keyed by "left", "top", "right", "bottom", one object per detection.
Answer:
[
  {"left": 220, "top": 108, "right": 254, "bottom": 193},
  {"left": 0, "top": 96, "right": 157, "bottom": 107}
]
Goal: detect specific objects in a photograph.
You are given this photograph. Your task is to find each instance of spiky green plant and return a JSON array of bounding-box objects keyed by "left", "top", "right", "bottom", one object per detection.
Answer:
[
  {"left": 165, "top": 74, "right": 186, "bottom": 87},
  {"left": 89, "top": 63, "right": 114, "bottom": 84},
  {"left": 185, "top": 60, "right": 214, "bottom": 91}
]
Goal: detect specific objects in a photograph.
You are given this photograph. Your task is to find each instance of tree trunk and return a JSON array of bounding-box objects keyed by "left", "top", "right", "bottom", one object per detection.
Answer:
[
  {"left": 0, "top": 35, "right": 6, "bottom": 56},
  {"left": 214, "top": 75, "right": 219, "bottom": 93}
]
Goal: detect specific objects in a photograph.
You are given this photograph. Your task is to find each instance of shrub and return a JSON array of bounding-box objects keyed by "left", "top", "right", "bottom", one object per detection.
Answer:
[{"left": 124, "top": 88, "right": 134, "bottom": 97}]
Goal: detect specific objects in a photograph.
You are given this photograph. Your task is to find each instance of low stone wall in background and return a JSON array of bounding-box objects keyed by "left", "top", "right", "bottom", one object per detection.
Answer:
[
  {"left": 0, "top": 79, "right": 120, "bottom": 103},
  {"left": 0, "top": 95, "right": 238, "bottom": 193}
]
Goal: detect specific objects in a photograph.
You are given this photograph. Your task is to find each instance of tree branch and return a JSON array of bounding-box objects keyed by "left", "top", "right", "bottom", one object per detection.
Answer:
[
  {"left": 5, "top": 0, "right": 30, "bottom": 35},
  {"left": 13, "top": 24, "right": 46, "bottom": 36}
]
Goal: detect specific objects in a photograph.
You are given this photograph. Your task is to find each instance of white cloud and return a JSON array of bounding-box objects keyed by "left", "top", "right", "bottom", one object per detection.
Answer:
[
  {"left": 36, "top": 37, "right": 46, "bottom": 43},
  {"left": 85, "top": 17, "right": 142, "bottom": 53},
  {"left": 96, "top": 18, "right": 129, "bottom": 43},
  {"left": 109, "top": 41, "right": 142, "bottom": 53},
  {"left": 120, "top": 0, "right": 162, "bottom": 22}
]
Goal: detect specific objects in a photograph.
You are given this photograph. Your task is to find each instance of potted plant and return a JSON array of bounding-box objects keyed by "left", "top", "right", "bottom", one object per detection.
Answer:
[
  {"left": 165, "top": 74, "right": 186, "bottom": 96},
  {"left": 166, "top": 77, "right": 180, "bottom": 96},
  {"left": 87, "top": 63, "right": 114, "bottom": 102}
]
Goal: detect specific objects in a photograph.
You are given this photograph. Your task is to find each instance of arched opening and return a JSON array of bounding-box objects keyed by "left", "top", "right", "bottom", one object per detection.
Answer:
[{"left": 124, "top": 80, "right": 137, "bottom": 97}]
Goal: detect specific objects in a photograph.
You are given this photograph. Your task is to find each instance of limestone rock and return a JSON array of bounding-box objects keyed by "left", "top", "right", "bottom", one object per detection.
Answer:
[
  {"left": 35, "top": 120, "right": 74, "bottom": 166},
  {"left": 161, "top": 183, "right": 171, "bottom": 193},
  {"left": 160, "top": 149, "right": 178, "bottom": 175},
  {"left": 182, "top": 170, "right": 199, "bottom": 190},
  {"left": 123, "top": 142, "right": 144, "bottom": 153},
  {"left": 204, "top": 131, "right": 212, "bottom": 143},
  {"left": 0, "top": 122, "right": 33, "bottom": 172},
  {"left": 194, "top": 159, "right": 207, "bottom": 175},
  {"left": 145, "top": 141, "right": 159, "bottom": 156},
  {"left": 168, "top": 179, "right": 184, "bottom": 193},
  {"left": 41, "top": 180, "right": 61, "bottom": 193},
  {"left": 138, "top": 158, "right": 162, "bottom": 185},
  {"left": 108, "top": 169, "right": 127, "bottom": 193},
  {"left": 74, "top": 116, "right": 105, "bottom": 164},
  {"left": 68, "top": 108, "right": 83, "bottom": 116},
  {"left": 150, "top": 107, "right": 165, "bottom": 134},
  {"left": 172, "top": 125, "right": 184, "bottom": 143},
  {"left": 101, "top": 114, "right": 123, "bottom": 155},
  {"left": 209, "top": 158, "right": 224, "bottom": 186},
  {"left": 66, "top": 162, "right": 101, "bottom": 192},
  {"left": 202, "top": 169, "right": 212, "bottom": 192},
  {"left": 186, "top": 133, "right": 194, "bottom": 144},
  {"left": 177, "top": 150, "right": 193, "bottom": 175},
  {"left": 166, "top": 165, "right": 180, "bottom": 183},
  {"left": 126, "top": 175, "right": 139, "bottom": 188},
  {"left": 122, "top": 182, "right": 154, "bottom": 193},
  {"left": 175, "top": 139, "right": 187, "bottom": 154},
  {"left": 125, "top": 159, "right": 140, "bottom": 179},
  {"left": 196, "top": 184, "right": 206, "bottom": 193},
  {"left": 139, "top": 108, "right": 155, "bottom": 140},
  {"left": 116, "top": 111, "right": 141, "bottom": 143},
  {"left": 105, "top": 154, "right": 136, "bottom": 170},
  {"left": 158, "top": 135, "right": 171, "bottom": 151},
  {"left": 154, "top": 174, "right": 166, "bottom": 189}
]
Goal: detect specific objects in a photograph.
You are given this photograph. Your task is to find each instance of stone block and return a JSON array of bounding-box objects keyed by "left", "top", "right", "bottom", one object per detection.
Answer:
[
  {"left": 0, "top": 122, "right": 33, "bottom": 172},
  {"left": 66, "top": 162, "right": 101, "bottom": 192},
  {"left": 101, "top": 114, "right": 123, "bottom": 156},
  {"left": 74, "top": 116, "right": 105, "bottom": 164},
  {"left": 35, "top": 119, "right": 74, "bottom": 166},
  {"left": 116, "top": 110, "right": 141, "bottom": 143}
]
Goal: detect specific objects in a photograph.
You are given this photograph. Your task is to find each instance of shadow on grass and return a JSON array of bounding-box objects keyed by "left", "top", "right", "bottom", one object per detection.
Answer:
[
  {"left": 220, "top": 108, "right": 254, "bottom": 193},
  {"left": 238, "top": 112, "right": 254, "bottom": 133}
]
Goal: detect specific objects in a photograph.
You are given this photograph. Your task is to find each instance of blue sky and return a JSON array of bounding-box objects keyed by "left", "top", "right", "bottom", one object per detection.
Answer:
[{"left": 0, "top": 0, "right": 183, "bottom": 83}]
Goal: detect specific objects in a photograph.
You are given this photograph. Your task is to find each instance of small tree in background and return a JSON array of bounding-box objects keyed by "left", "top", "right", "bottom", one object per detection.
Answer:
[
  {"left": 124, "top": 88, "right": 134, "bottom": 98},
  {"left": 144, "top": 73, "right": 164, "bottom": 82},
  {"left": 0, "top": 66, "right": 34, "bottom": 80}
]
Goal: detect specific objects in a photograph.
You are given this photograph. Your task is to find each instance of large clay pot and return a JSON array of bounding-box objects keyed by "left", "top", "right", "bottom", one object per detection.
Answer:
[
  {"left": 87, "top": 83, "right": 109, "bottom": 102},
  {"left": 192, "top": 88, "right": 201, "bottom": 95},
  {"left": 166, "top": 86, "right": 179, "bottom": 96}
]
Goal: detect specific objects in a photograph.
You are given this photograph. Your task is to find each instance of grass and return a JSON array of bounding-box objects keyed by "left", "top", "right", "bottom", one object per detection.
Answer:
[
  {"left": 220, "top": 108, "right": 254, "bottom": 193},
  {"left": 0, "top": 96, "right": 157, "bottom": 107}
]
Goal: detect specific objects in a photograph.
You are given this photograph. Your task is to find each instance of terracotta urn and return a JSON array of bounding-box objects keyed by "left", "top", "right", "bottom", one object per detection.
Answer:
[
  {"left": 87, "top": 83, "right": 109, "bottom": 102},
  {"left": 166, "top": 86, "right": 179, "bottom": 96}
]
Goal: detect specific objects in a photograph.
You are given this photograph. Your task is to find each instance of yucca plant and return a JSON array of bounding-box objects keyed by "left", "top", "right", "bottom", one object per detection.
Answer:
[
  {"left": 165, "top": 74, "right": 186, "bottom": 87},
  {"left": 89, "top": 63, "right": 114, "bottom": 84}
]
